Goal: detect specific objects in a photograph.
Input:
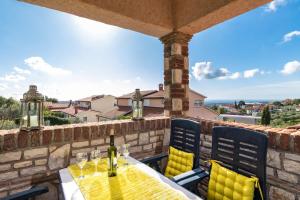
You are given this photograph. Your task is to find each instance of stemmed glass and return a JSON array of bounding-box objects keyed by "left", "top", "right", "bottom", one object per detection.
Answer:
[
  {"left": 76, "top": 152, "right": 88, "bottom": 179},
  {"left": 91, "top": 149, "right": 101, "bottom": 175},
  {"left": 116, "top": 146, "right": 121, "bottom": 160},
  {"left": 122, "top": 144, "right": 130, "bottom": 165}
]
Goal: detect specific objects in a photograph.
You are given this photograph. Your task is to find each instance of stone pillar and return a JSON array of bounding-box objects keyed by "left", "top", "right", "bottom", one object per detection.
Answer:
[{"left": 160, "top": 31, "right": 192, "bottom": 117}]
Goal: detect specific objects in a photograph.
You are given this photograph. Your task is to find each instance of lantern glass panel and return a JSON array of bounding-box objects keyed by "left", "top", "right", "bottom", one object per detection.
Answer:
[
  {"left": 132, "top": 100, "right": 138, "bottom": 118},
  {"left": 138, "top": 101, "right": 143, "bottom": 117},
  {"left": 28, "top": 102, "right": 39, "bottom": 127},
  {"left": 21, "top": 101, "right": 28, "bottom": 128}
]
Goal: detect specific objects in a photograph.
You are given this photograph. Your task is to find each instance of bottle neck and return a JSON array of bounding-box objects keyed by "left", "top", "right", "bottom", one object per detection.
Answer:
[{"left": 110, "top": 135, "right": 114, "bottom": 146}]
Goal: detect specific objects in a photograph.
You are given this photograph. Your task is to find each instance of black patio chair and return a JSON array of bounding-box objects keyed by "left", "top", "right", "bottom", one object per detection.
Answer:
[
  {"left": 141, "top": 118, "right": 208, "bottom": 192},
  {"left": 2, "top": 186, "right": 49, "bottom": 200},
  {"left": 177, "top": 126, "right": 268, "bottom": 200}
]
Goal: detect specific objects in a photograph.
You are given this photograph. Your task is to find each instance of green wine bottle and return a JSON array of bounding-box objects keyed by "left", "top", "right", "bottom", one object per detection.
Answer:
[{"left": 108, "top": 134, "right": 117, "bottom": 177}]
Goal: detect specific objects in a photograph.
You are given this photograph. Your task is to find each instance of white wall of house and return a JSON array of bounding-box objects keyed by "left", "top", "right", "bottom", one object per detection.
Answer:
[
  {"left": 77, "top": 101, "right": 91, "bottom": 109},
  {"left": 117, "top": 99, "right": 130, "bottom": 107},
  {"left": 76, "top": 110, "right": 100, "bottom": 123},
  {"left": 146, "top": 98, "right": 164, "bottom": 107},
  {"left": 218, "top": 114, "right": 260, "bottom": 124},
  {"left": 91, "top": 95, "right": 116, "bottom": 112},
  {"left": 189, "top": 90, "right": 205, "bottom": 109}
]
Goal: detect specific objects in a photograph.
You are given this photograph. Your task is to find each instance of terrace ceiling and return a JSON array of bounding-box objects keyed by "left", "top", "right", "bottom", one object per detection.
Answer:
[{"left": 22, "top": 0, "right": 271, "bottom": 37}]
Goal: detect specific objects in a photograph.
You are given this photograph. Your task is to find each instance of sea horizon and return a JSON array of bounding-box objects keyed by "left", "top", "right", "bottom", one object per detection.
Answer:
[{"left": 204, "top": 99, "right": 283, "bottom": 105}]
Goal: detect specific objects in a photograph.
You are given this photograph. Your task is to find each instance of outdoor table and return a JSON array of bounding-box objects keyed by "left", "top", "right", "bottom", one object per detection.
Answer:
[{"left": 59, "top": 156, "right": 202, "bottom": 200}]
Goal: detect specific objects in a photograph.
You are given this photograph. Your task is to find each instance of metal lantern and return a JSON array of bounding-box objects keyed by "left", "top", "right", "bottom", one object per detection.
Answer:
[
  {"left": 132, "top": 89, "right": 144, "bottom": 120},
  {"left": 20, "top": 85, "right": 44, "bottom": 131}
]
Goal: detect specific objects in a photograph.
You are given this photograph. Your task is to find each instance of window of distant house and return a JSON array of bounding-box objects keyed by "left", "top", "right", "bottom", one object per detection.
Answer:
[
  {"left": 128, "top": 99, "right": 132, "bottom": 106},
  {"left": 144, "top": 99, "right": 150, "bottom": 106},
  {"left": 83, "top": 117, "right": 87, "bottom": 123},
  {"left": 194, "top": 100, "right": 203, "bottom": 107}
]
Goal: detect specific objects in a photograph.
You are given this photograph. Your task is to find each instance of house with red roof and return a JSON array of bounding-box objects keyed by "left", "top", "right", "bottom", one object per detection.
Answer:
[
  {"left": 45, "top": 95, "right": 116, "bottom": 122},
  {"left": 101, "top": 84, "right": 218, "bottom": 120}
]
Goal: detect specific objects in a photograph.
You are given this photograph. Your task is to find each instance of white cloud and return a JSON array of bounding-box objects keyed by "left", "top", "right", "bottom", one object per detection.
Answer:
[
  {"left": 0, "top": 83, "right": 7, "bottom": 91},
  {"left": 265, "top": 0, "right": 287, "bottom": 12},
  {"left": 123, "top": 79, "right": 131, "bottom": 84},
  {"left": 0, "top": 73, "right": 26, "bottom": 82},
  {"left": 228, "top": 72, "right": 241, "bottom": 80},
  {"left": 192, "top": 62, "right": 230, "bottom": 80},
  {"left": 191, "top": 62, "right": 267, "bottom": 80},
  {"left": 282, "top": 31, "right": 300, "bottom": 43},
  {"left": 243, "top": 68, "right": 260, "bottom": 78},
  {"left": 103, "top": 80, "right": 112, "bottom": 84},
  {"left": 24, "top": 57, "right": 72, "bottom": 76},
  {"left": 281, "top": 60, "right": 300, "bottom": 75},
  {"left": 13, "top": 67, "right": 31, "bottom": 75},
  {"left": 192, "top": 62, "right": 242, "bottom": 80}
]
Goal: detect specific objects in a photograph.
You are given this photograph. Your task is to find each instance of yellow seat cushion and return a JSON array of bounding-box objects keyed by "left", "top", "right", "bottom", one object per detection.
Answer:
[
  {"left": 207, "top": 160, "right": 263, "bottom": 200},
  {"left": 164, "top": 146, "right": 194, "bottom": 178}
]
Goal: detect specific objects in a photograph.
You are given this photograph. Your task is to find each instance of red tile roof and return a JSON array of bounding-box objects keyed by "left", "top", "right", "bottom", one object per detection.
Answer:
[
  {"left": 100, "top": 106, "right": 132, "bottom": 119},
  {"left": 119, "top": 88, "right": 206, "bottom": 99},
  {"left": 186, "top": 106, "right": 218, "bottom": 120},
  {"left": 52, "top": 106, "right": 83, "bottom": 117},
  {"left": 117, "top": 90, "right": 157, "bottom": 99},
  {"left": 78, "top": 95, "right": 104, "bottom": 102},
  {"left": 143, "top": 90, "right": 164, "bottom": 99},
  {"left": 189, "top": 89, "right": 207, "bottom": 99},
  {"left": 44, "top": 101, "right": 71, "bottom": 109}
]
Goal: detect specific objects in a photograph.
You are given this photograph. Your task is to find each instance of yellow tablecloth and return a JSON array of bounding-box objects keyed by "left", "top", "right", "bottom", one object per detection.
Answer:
[{"left": 68, "top": 158, "right": 189, "bottom": 200}]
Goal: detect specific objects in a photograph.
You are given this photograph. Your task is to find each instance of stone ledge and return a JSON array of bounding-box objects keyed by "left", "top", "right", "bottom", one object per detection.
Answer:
[
  {"left": 195, "top": 117, "right": 300, "bottom": 153},
  {"left": 0, "top": 117, "right": 170, "bottom": 152}
]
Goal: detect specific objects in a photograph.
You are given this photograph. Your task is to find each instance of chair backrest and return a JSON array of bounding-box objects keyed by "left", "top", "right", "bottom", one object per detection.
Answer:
[
  {"left": 211, "top": 126, "right": 268, "bottom": 200},
  {"left": 169, "top": 118, "right": 201, "bottom": 169}
]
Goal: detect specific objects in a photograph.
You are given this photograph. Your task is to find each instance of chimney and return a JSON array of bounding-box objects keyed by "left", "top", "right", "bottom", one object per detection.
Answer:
[
  {"left": 75, "top": 106, "right": 78, "bottom": 114},
  {"left": 159, "top": 83, "right": 163, "bottom": 91}
]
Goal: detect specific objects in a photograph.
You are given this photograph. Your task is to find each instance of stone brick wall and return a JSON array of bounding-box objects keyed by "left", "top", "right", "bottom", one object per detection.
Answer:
[
  {"left": 198, "top": 118, "right": 300, "bottom": 200},
  {"left": 1, "top": 116, "right": 299, "bottom": 199},
  {"left": 161, "top": 31, "right": 192, "bottom": 117},
  {"left": 0, "top": 117, "right": 171, "bottom": 199}
]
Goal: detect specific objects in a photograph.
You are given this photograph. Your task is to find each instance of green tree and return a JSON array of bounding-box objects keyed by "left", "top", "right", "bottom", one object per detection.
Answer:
[
  {"left": 0, "top": 97, "right": 21, "bottom": 129},
  {"left": 218, "top": 107, "right": 226, "bottom": 114},
  {"left": 239, "top": 109, "right": 247, "bottom": 115},
  {"left": 238, "top": 100, "right": 246, "bottom": 108},
  {"left": 261, "top": 106, "right": 271, "bottom": 125},
  {"left": 44, "top": 96, "right": 58, "bottom": 103},
  {"left": 44, "top": 108, "right": 72, "bottom": 125},
  {"left": 293, "top": 99, "right": 300, "bottom": 105},
  {"left": 211, "top": 105, "right": 218, "bottom": 111},
  {"left": 273, "top": 101, "right": 283, "bottom": 107}
]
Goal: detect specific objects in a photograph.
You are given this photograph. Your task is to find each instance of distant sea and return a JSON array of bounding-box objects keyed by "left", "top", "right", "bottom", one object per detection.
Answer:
[{"left": 204, "top": 99, "right": 280, "bottom": 106}]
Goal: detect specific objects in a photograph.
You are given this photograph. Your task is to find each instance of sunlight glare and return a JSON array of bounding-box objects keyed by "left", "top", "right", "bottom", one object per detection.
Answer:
[{"left": 71, "top": 15, "right": 119, "bottom": 40}]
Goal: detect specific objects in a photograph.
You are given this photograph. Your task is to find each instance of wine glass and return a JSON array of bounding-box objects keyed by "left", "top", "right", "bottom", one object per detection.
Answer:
[
  {"left": 76, "top": 152, "right": 88, "bottom": 179},
  {"left": 122, "top": 144, "right": 130, "bottom": 165},
  {"left": 91, "top": 149, "right": 101, "bottom": 175},
  {"left": 116, "top": 146, "right": 121, "bottom": 160}
]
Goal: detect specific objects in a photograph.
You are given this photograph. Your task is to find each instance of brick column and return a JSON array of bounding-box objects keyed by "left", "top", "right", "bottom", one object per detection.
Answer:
[{"left": 160, "top": 31, "right": 192, "bottom": 117}]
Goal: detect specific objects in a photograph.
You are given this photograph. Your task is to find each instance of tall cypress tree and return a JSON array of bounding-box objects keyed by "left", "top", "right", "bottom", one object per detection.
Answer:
[
  {"left": 265, "top": 106, "right": 271, "bottom": 125},
  {"left": 261, "top": 106, "right": 271, "bottom": 125}
]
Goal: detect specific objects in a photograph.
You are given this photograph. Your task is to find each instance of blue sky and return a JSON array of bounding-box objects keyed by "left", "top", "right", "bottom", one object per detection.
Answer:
[{"left": 0, "top": 0, "right": 299, "bottom": 100}]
